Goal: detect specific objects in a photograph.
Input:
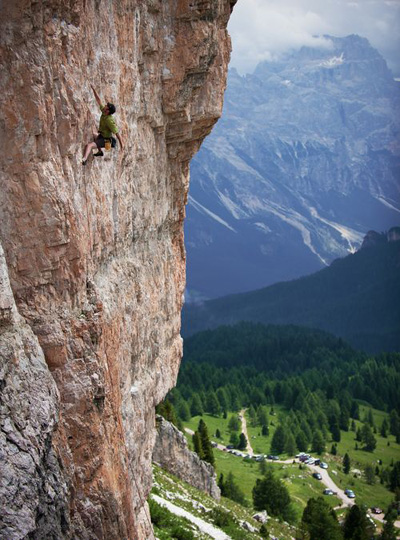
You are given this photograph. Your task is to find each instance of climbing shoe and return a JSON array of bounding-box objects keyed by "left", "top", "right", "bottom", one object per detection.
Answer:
[
  {"left": 82, "top": 159, "right": 87, "bottom": 166},
  {"left": 94, "top": 150, "right": 104, "bottom": 157}
]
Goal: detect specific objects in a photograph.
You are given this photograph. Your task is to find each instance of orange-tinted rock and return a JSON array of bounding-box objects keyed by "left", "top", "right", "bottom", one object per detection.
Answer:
[{"left": 0, "top": 1, "right": 235, "bottom": 538}]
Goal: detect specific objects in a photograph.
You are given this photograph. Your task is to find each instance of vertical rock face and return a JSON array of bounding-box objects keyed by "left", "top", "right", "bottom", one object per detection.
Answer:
[
  {"left": 0, "top": 1, "right": 234, "bottom": 538},
  {"left": 153, "top": 416, "right": 220, "bottom": 500}
]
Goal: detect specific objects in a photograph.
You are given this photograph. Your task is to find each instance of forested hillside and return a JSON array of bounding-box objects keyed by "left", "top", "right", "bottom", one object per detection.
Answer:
[
  {"left": 182, "top": 234, "right": 400, "bottom": 353},
  {"left": 179, "top": 323, "right": 400, "bottom": 414}
]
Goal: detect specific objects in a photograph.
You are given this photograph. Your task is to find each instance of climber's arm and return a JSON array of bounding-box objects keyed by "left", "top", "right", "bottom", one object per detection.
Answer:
[
  {"left": 91, "top": 85, "right": 102, "bottom": 108},
  {"left": 116, "top": 132, "right": 124, "bottom": 151}
]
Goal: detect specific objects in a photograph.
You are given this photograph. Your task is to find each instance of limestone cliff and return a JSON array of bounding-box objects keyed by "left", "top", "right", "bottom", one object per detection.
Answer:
[
  {"left": 152, "top": 416, "right": 220, "bottom": 500},
  {"left": 0, "top": 1, "right": 235, "bottom": 538}
]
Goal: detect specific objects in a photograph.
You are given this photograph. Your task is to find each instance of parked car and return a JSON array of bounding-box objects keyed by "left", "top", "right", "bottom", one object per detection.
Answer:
[
  {"left": 314, "top": 459, "right": 321, "bottom": 466},
  {"left": 312, "top": 472, "right": 322, "bottom": 480},
  {"left": 371, "top": 507, "right": 383, "bottom": 515},
  {"left": 320, "top": 462, "right": 328, "bottom": 469},
  {"left": 345, "top": 489, "right": 356, "bottom": 498},
  {"left": 226, "top": 445, "right": 234, "bottom": 449},
  {"left": 323, "top": 489, "right": 334, "bottom": 495},
  {"left": 211, "top": 442, "right": 218, "bottom": 447}
]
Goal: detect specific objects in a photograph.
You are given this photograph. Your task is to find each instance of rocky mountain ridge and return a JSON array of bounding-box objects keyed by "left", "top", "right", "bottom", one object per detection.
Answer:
[
  {"left": 185, "top": 34, "right": 400, "bottom": 300},
  {"left": 0, "top": 1, "right": 235, "bottom": 539}
]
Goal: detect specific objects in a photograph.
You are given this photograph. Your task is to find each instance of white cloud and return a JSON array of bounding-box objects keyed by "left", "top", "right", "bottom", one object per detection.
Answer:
[{"left": 228, "top": 0, "right": 400, "bottom": 75}]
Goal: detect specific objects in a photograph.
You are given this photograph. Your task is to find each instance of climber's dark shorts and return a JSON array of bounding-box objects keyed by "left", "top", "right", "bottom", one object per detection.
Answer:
[{"left": 95, "top": 134, "right": 117, "bottom": 149}]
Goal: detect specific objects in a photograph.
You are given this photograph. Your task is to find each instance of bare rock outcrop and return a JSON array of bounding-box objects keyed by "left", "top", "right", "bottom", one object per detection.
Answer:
[
  {"left": 0, "top": 1, "right": 235, "bottom": 538},
  {"left": 153, "top": 415, "right": 220, "bottom": 500}
]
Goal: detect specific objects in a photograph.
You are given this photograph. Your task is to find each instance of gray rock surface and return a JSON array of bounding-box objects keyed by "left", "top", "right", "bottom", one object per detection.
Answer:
[{"left": 153, "top": 416, "right": 220, "bottom": 500}]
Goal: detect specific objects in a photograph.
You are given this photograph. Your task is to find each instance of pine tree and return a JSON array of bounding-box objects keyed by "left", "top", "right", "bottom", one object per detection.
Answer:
[
  {"left": 340, "top": 407, "right": 350, "bottom": 431},
  {"left": 285, "top": 432, "right": 297, "bottom": 456},
  {"left": 301, "top": 497, "right": 343, "bottom": 540},
  {"left": 238, "top": 432, "right": 247, "bottom": 451},
  {"left": 350, "top": 400, "right": 360, "bottom": 420},
  {"left": 331, "top": 420, "right": 341, "bottom": 443},
  {"left": 190, "top": 393, "right": 204, "bottom": 417},
  {"left": 223, "top": 472, "right": 246, "bottom": 505},
  {"left": 342, "top": 504, "right": 369, "bottom": 540},
  {"left": 380, "top": 517, "right": 397, "bottom": 540},
  {"left": 228, "top": 414, "right": 240, "bottom": 432},
  {"left": 270, "top": 424, "right": 286, "bottom": 455},
  {"left": 389, "top": 410, "right": 400, "bottom": 438},
  {"left": 381, "top": 418, "right": 389, "bottom": 438},
  {"left": 248, "top": 405, "right": 257, "bottom": 426},
  {"left": 296, "top": 431, "right": 308, "bottom": 452},
  {"left": 312, "top": 430, "right": 325, "bottom": 455},
  {"left": 192, "top": 431, "right": 204, "bottom": 460},
  {"left": 198, "top": 419, "right": 215, "bottom": 466},
  {"left": 361, "top": 423, "right": 377, "bottom": 452},
  {"left": 343, "top": 453, "right": 351, "bottom": 474},
  {"left": 252, "top": 470, "right": 292, "bottom": 521},
  {"left": 206, "top": 390, "right": 220, "bottom": 417},
  {"left": 216, "top": 388, "right": 229, "bottom": 413},
  {"left": 257, "top": 405, "right": 268, "bottom": 428},
  {"left": 218, "top": 473, "right": 225, "bottom": 496},
  {"left": 389, "top": 461, "right": 400, "bottom": 492},
  {"left": 230, "top": 432, "right": 239, "bottom": 447},
  {"left": 364, "top": 463, "right": 376, "bottom": 485},
  {"left": 177, "top": 399, "right": 191, "bottom": 421}
]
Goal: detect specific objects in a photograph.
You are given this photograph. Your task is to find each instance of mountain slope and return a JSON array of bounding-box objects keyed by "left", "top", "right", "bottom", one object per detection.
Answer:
[
  {"left": 182, "top": 231, "right": 400, "bottom": 353},
  {"left": 185, "top": 35, "right": 400, "bottom": 300}
]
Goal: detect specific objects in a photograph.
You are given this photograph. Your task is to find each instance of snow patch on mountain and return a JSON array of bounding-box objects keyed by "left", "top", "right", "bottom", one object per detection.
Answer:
[
  {"left": 208, "top": 138, "right": 265, "bottom": 179},
  {"left": 188, "top": 196, "right": 236, "bottom": 233},
  {"left": 320, "top": 52, "right": 345, "bottom": 68},
  {"left": 255, "top": 222, "right": 272, "bottom": 234},
  {"left": 217, "top": 191, "right": 248, "bottom": 219},
  {"left": 251, "top": 199, "right": 328, "bottom": 264},
  {"left": 377, "top": 197, "right": 400, "bottom": 213},
  {"left": 309, "top": 207, "right": 364, "bottom": 253}
]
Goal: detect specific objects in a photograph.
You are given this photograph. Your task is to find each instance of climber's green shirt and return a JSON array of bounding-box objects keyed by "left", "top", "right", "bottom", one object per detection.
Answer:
[{"left": 99, "top": 105, "right": 118, "bottom": 138}]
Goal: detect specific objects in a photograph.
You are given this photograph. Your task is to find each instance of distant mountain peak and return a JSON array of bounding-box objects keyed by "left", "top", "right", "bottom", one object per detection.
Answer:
[{"left": 186, "top": 34, "right": 400, "bottom": 299}]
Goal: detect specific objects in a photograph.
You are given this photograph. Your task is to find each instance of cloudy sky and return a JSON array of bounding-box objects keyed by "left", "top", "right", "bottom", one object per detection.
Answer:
[{"left": 228, "top": 0, "right": 400, "bottom": 76}]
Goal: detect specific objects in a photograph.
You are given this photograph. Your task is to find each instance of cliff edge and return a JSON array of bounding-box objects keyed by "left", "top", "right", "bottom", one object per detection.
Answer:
[{"left": 0, "top": 1, "right": 235, "bottom": 538}]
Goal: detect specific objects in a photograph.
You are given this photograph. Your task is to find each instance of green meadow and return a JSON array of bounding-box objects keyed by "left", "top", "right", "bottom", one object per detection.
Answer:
[{"left": 183, "top": 403, "right": 400, "bottom": 523}]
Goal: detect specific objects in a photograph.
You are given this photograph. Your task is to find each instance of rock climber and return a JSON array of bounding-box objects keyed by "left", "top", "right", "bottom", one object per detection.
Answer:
[{"left": 82, "top": 85, "right": 124, "bottom": 165}]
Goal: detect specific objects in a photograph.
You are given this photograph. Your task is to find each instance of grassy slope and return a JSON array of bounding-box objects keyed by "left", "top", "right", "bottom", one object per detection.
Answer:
[{"left": 151, "top": 464, "right": 296, "bottom": 540}]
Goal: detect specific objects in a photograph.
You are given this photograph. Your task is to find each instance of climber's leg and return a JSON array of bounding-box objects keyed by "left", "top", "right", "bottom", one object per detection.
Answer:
[
  {"left": 82, "top": 141, "right": 97, "bottom": 165},
  {"left": 93, "top": 135, "right": 105, "bottom": 157}
]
